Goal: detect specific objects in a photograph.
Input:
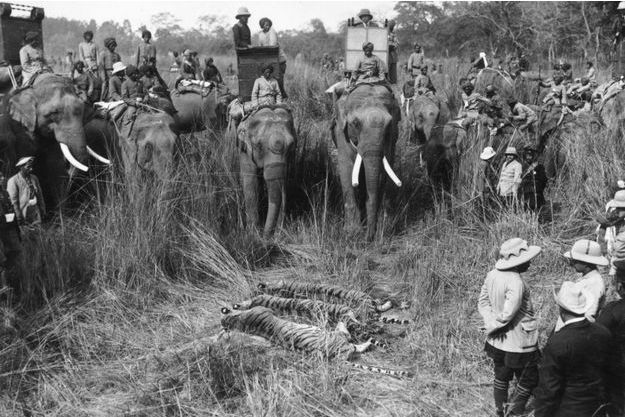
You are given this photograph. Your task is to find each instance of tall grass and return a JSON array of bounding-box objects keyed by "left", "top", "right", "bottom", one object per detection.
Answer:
[{"left": 0, "top": 57, "right": 622, "bottom": 416}]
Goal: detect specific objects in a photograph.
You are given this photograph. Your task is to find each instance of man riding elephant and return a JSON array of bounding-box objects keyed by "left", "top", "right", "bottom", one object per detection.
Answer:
[{"left": 351, "top": 42, "right": 387, "bottom": 86}]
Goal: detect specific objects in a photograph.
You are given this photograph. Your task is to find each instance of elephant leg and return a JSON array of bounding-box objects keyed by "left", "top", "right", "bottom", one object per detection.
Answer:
[
  {"left": 337, "top": 153, "right": 360, "bottom": 232},
  {"left": 240, "top": 153, "right": 260, "bottom": 230},
  {"left": 263, "top": 178, "right": 284, "bottom": 238}
]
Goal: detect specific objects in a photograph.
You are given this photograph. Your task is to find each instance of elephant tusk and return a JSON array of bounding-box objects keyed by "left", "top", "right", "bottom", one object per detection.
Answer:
[
  {"left": 60, "top": 143, "right": 88, "bottom": 172},
  {"left": 383, "top": 156, "right": 402, "bottom": 187},
  {"left": 87, "top": 146, "right": 111, "bottom": 165},
  {"left": 351, "top": 153, "right": 363, "bottom": 187}
]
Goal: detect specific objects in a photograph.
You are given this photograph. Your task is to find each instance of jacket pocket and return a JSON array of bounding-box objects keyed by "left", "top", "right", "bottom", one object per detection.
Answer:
[{"left": 520, "top": 319, "right": 538, "bottom": 348}]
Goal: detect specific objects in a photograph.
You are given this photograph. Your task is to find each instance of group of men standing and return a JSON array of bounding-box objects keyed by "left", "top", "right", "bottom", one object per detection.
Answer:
[
  {"left": 481, "top": 144, "right": 548, "bottom": 213},
  {"left": 480, "top": 235, "right": 625, "bottom": 417}
]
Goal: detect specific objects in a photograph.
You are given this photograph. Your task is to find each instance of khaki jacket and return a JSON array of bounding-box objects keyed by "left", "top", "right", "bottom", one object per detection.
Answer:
[{"left": 478, "top": 269, "right": 539, "bottom": 353}]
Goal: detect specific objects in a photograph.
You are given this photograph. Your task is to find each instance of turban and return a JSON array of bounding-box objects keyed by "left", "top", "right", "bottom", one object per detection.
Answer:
[
  {"left": 104, "top": 37, "right": 117, "bottom": 48},
  {"left": 362, "top": 42, "right": 374, "bottom": 50},
  {"left": 259, "top": 17, "right": 272, "bottom": 28},
  {"left": 125, "top": 65, "right": 138, "bottom": 77},
  {"left": 24, "top": 31, "right": 39, "bottom": 44}
]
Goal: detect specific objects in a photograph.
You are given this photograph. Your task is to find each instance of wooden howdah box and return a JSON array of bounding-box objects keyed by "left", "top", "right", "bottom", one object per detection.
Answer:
[
  {"left": 0, "top": 3, "right": 45, "bottom": 66},
  {"left": 236, "top": 46, "right": 280, "bottom": 102},
  {"left": 345, "top": 26, "right": 388, "bottom": 72}
]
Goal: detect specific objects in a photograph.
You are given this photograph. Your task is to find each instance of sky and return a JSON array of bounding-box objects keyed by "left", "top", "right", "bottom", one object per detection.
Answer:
[{"left": 35, "top": 0, "right": 398, "bottom": 33}]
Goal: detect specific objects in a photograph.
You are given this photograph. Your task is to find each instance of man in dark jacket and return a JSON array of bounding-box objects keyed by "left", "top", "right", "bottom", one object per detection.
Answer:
[
  {"left": 597, "top": 265, "right": 625, "bottom": 415},
  {"left": 203, "top": 57, "right": 223, "bottom": 83},
  {"left": 534, "top": 281, "right": 621, "bottom": 417},
  {"left": 520, "top": 146, "right": 548, "bottom": 212},
  {"left": 232, "top": 7, "right": 251, "bottom": 49}
]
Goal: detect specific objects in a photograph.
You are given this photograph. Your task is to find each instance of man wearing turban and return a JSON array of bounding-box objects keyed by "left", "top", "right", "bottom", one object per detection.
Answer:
[
  {"left": 98, "top": 37, "right": 121, "bottom": 100},
  {"left": 352, "top": 42, "right": 387, "bottom": 84},
  {"left": 19, "top": 31, "right": 47, "bottom": 85}
]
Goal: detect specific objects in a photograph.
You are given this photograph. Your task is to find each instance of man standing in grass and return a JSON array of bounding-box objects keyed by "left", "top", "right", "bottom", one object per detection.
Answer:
[
  {"left": 534, "top": 281, "right": 621, "bottom": 417},
  {"left": 478, "top": 238, "right": 541, "bottom": 417}
]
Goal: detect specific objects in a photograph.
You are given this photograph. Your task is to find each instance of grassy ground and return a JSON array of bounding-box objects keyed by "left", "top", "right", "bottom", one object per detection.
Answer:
[{"left": 0, "top": 58, "right": 622, "bottom": 416}]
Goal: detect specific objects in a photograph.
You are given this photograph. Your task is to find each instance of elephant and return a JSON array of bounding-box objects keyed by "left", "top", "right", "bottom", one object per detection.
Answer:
[
  {"left": 233, "top": 106, "right": 296, "bottom": 238},
  {"left": 171, "top": 84, "right": 235, "bottom": 133},
  {"left": 331, "top": 84, "right": 402, "bottom": 242},
  {"left": 422, "top": 122, "right": 466, "bottom": 193},
  {"left": 1, "top": 73, "right": 107, "bottom": 209},
  {"left": 475, "top": 68, "right": 516, "bottom": 101},
  {"left": 599, "top": 89, "right": 625, "bottom": 138},
  {"left": 84, "top": 106, "right": 178, "bottom": 182},
  {"left": 408, "top": 93, "right": 453, "bottom": 146}
]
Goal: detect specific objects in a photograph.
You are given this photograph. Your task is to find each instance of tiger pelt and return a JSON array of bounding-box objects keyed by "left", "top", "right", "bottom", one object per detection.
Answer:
[
  {"left": 233, "top": 294, "right": 360, "bottom": 324},
  {"left": 220, "top": 306, "right": 412, "bottom": 378},
  {"left": 257, "top": 281, "right": 392, "bottom": 313}
]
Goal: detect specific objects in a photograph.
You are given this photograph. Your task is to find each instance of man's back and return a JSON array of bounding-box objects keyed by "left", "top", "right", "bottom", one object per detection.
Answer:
[
  {"left": 598, "top": 299, "right": 625, "bottom": 346},
  {"left": 534, "top": 320, "right": 614, "bottom": 417}
]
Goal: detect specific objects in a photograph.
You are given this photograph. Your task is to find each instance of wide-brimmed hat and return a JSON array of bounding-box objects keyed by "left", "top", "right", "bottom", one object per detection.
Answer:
[
  {"left": 554, "top": 281, "right": 594, "bottom": 315},
  {"left": 236, "top": 6, "right": 251, "bottom": 18},
  {"left": 495, "top": 238, "right": 542, "bottom": 270},
  {"left": 504, "top": 146, "right": 518, "bottom": 156},
  {"left": 480, "top": 146, "right": 496, "bottom": 161},
  {"left": 16, "top": 156, "right": 34, "bottom": 167},
  {"left": 610, "top": 190, "right": 625, "bottom": 209},
  {"left": 563, "top": 239, "right": 609, "bottom": 266},
  {"left": 111, "top": 61, "right": 126, "bottom": 75},
  {"left": 358, "top": 8, "right": 373, "bottom": 19}
]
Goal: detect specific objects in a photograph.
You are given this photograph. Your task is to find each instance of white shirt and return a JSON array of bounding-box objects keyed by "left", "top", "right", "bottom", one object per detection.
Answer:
[{"left": 257, "top": 27, "right": 287, "bottom": 63}]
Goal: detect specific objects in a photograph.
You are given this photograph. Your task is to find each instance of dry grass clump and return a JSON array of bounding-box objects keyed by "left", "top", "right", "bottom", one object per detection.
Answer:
[{"left": 0, "top": 59, "right": 622, "bottom": 416}]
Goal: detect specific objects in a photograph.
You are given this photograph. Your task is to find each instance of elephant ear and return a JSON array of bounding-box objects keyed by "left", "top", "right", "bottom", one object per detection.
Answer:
[{"left": 9, "top": 89, "right": 37, "bottom": 135}]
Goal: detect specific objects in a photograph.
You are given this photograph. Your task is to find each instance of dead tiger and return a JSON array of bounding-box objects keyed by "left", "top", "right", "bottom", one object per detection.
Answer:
[
  {"left": 257, "top": 281, "right": 391, "bottom": 312},
  {"left": 233, "top": 294, "right": 360, "bottom": 324},
  {"left": 220, "top": 306, "right": 412, "bottom": 378},
  {"left": 256, "top": 282, "right": 412, "bottom": 325}
]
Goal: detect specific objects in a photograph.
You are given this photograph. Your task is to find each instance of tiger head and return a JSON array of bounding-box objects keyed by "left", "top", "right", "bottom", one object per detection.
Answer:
[{"left": 220, "top": 305, "right": 274, "bottom": 332}]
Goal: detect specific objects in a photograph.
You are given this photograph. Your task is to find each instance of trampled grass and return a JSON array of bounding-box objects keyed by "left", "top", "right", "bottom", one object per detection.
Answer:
[{"left": 0, "top": 58, "right": 622, "bottom": 416}]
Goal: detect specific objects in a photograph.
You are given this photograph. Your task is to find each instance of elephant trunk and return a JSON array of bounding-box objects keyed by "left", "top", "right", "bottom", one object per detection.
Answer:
[
  {"left": 363, "top": 154, "right": 382, "bottom": 242},
  {"left": 263, "top": 162, "right": 286, "bottom": 238}
]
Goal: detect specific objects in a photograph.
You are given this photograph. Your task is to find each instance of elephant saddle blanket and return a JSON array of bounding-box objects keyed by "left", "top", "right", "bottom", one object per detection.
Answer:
[{"left": 345, "top": 80, "right": 394, "bottom": 96}]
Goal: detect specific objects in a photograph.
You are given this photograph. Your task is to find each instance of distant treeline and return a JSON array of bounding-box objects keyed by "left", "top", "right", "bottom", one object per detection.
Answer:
[
  {"left": 41, "top": 13, "right": 344, "bottom": 66},
  {"left": 393, "top": 1, "right": 623, "bottom": 65},
  {"left": 42, "top": 2, "right": 624, "bottom": 69}
]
